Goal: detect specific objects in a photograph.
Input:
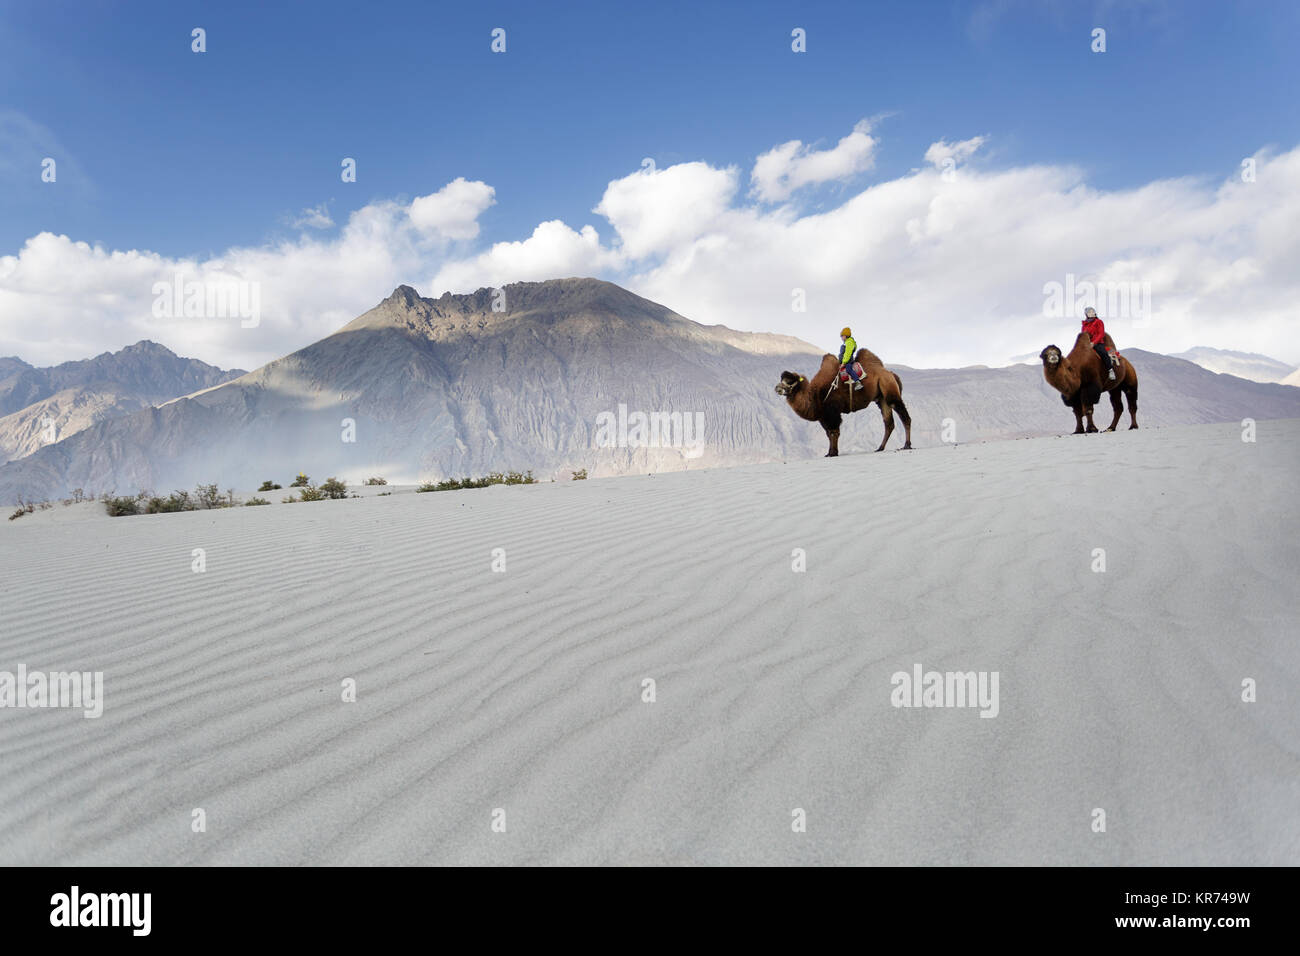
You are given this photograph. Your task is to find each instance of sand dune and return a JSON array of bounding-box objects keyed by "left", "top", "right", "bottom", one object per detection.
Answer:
[{"left": 1, "top": 420, "right": 1297, "bottom": 865}]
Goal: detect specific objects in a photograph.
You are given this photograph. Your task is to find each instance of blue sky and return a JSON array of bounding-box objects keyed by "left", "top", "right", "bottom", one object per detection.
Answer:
[{"left": 2, "top": 0, "right": 1298, "bottom": 369}]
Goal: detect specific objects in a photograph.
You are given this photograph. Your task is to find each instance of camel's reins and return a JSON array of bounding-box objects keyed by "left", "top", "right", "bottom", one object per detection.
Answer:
[{"left": 827, "top": 371, "right": 854, "bottom": 411}]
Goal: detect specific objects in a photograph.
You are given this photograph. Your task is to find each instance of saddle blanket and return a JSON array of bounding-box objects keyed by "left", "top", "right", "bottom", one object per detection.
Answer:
[{"left": 837, "top": 361, "right": 865, "bottom": 384}]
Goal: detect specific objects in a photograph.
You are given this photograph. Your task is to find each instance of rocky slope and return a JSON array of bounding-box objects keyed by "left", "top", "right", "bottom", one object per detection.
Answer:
[{"left": 0, "top": 341, "right": 244, "bottom": 463}]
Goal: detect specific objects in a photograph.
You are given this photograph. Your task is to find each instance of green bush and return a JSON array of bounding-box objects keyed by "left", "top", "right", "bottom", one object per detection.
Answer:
[
  {"left": 416, "top": 470, "right": 537, "bottom": 493},
  {"left": 143, "top": 490, "right": 190, "bottom": 514},
  {"left": 290, "top": 472, "right": 311, "bottom": 488},
  {"left": 417, "top": 478, "right": 465, "bottom": 492},
  {"left": 363, "top": 477, "right": 387, "bottom": 486},
  {"left": 106, "top": 482, "right": 242, "bottom": 516},
  {"left": 571, "top": 468, "right": 588, "bottom": 480},
  {"left": 104, "top": 495, "right": 140, "bottom": 517},
  {"left": 245, "top": 497, "right": 271, "bottom": 506},
  {"left": 296, "top": 485, "right": 325, "bottom": 502},
  {"left": 320, "top": 477, "right": 349, "bottom": 499},
  {"left": 258, "top": 480, "right": 281, "bottom": 491},
  {"left": 281, "top": 494, "right": 298, "bottom": 503},
  {"left": 194, "top": 484, "right": 223, "bottom": 509}
]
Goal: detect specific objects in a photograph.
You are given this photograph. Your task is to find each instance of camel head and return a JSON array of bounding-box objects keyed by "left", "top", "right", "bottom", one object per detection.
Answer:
[
  {"left": 774, "top": 371, "right": 805, "bottom": 397},
  {"left": 1040, "top": 345, "right": 1063, "bottom": 368}
]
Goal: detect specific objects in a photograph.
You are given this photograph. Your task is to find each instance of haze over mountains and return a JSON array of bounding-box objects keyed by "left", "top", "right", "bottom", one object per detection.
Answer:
[
  {"left": 0, "top": 341, "right": 244, "bottom": 464},
  {"left": 1167, "top": 347, "right": 1297, "bottom": 384},
  {"left": 1, "top": 278, "right": 1297, "bottom": 503}
]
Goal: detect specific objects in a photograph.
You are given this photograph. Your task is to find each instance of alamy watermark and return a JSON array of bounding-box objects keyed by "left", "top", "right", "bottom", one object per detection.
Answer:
[
  {"left": 0, "top": 665, "right": 103, "bottom": 718},
  {"left": 890, "top": 663, "right": 999, "bottom": 718},
  {"left": 152, "top": 272, "right": 261, "bottom": 328},
  {"left": 50, "top": 886, "right": 150, "bottom": 936},
  {"left": 593, "top": 404, "right": 704, "bottom": 456},
  {"left": 1043, "top": 273, "right": 1151, "bottom": 328}
]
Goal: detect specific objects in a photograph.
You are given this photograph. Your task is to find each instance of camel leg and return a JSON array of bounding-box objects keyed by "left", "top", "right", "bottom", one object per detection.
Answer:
[
  {"left": 821, "top": 411, "right": 843, "bottom": 457},
  {"left": 1105, "top": 389, "right": 1123, "bottom": 432},
  {"left": 1124, "top": 380, "right": 1139, "bottom": 429},
  {"left": 893, "top": 397, "right": 913, "bottom": 449},
  {"left": 1084, "top": 405, "right": 1099, "bottom": 433},
  {"left": 1072, "top": 402, "right": 1086, "bottom": 434},
  {"left": 876, "top": 399, "right": 894, "bottom": 452}
]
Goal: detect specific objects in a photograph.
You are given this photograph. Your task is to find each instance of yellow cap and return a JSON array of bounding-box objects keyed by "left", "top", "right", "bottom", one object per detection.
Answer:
[{"left": 841, "top": 327, "right": 852, "bottom": 337}]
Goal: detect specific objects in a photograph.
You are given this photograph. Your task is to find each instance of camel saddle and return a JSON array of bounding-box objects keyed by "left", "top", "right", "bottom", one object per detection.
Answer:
[{"left": 836, "top": 361, "right": 865, "bottom": 385}]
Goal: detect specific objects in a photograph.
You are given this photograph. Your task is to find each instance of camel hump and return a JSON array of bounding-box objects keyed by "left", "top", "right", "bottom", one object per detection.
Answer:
[
  {"left": 811, "top": 353, "right": 842, "bottom": 390},
  {"left": 855, "top": 346, "right": 885, "bottom": 367}
]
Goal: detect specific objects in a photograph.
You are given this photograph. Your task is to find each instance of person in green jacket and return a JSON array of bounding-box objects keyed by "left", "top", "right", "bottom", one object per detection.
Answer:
[{"left": 839, "top": 327, "right": 862, "bottom": 390}]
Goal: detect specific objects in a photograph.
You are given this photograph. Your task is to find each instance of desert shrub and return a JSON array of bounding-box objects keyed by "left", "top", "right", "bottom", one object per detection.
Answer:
[
  {"left": 245, "top": 497, "right": 271, "bottom": 506},
  {"left": 377, "top": 491, "right": 392, "bottom": 497},
  {"left": 417, "top": 478, "right": 465, "bottom": 492},
  {"left": 571, "top": 468, "right": 588, "bottom": 480},
  {"left": 194, "top": 483, "right": 223, "bottom": 509},
  {"left": 363, "top": 477, "right": 387, "bottom": 486},
  {"left": 290, "top": 472, "right": 311, "bottom": 487},
  {"left": 143, "top": 491, "right": 189, "bottom": 514},
  {"left": 71, "top": 488, "right": 86, "bottom": 503},
  {"left": 416, "top": 470, "right": 537, "bottom": 493},
  {"left": 320, "top": 477, "right": 349, "bottom": 499},
  {"left": 38, "top": 500, "right": 52, "bottom": 510},
  {"left": 296, "top": 485, "right": 325, "bottom": 502},
  {"left": 258, "top": 480, "right": 281, "bottom": 492},
  {"left": 281, "top": 494, "right": 298, "bottom": 504},
  {"left": 9, "top": 507, "right": 27, "bottom": 521},
  {"left": 104, "top": 495, "right": 140, "bottom": 517}
]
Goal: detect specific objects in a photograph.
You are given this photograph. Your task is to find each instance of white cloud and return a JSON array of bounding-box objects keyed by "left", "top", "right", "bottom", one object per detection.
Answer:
[
  {"left": 408, "top": 177, "right": 495, "bottom": 240},
  {"left": 429, "top": 220, "right": 621, "bottom": 293},
  {"left": 751, "top": 120, "right": 877, "bottom": 202},
  {"left": 593, "top": 162, "right": 737, "bottom": 259},
  {"left": 3, "top": 125, "right": 1299, "bottom": 373},
  {"left": 625, "top": 142, "right": 1300, "bottom": 367},
  {"left": 0, "top": 180, "right": 497, "bottom": 370},
  {"left": 290, "top": 204, "right": 334, "bottom": 230},
  {"left": 924, "top": 136, "right": 987, "bottom": 169}
]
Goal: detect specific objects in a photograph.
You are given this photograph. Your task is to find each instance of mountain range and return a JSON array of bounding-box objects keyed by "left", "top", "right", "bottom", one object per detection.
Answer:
[
  {"left": 1, "top": 278, "right": 1297, "bottom": 503},
  {"left": 0, "top": 341, "right": 244, "bottom": 465},
  {"left": 1166, "top": 347, "right": 1297, "bottom": 384}
]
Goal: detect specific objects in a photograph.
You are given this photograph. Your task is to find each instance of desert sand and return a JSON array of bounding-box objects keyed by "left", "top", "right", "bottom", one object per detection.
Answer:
[{"left": 1, "top": 420, "right": 1297, "bottom": 865}]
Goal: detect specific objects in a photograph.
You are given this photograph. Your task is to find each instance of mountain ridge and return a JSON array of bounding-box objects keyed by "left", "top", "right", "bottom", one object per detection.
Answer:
[
  {"left": 1, "top": 278, "right": 1297, "bottom": 502},
  {"left": 0, "top": 340, "right": 246, "bottom": 464}
]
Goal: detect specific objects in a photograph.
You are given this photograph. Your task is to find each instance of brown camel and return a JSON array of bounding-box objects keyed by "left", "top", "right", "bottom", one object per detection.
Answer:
[
  {"left": 1040, "top": 332, "right": 1138, "bottom": 433},
  {"left": 775, "top": 348, "right": 913, "bottom": 456}
]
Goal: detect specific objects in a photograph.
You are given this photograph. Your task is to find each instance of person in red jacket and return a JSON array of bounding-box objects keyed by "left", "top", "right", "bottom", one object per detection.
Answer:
[{"left": 1082, "top": 307, "right": 1116, "bottom": 380}]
